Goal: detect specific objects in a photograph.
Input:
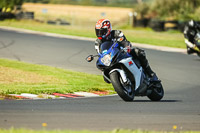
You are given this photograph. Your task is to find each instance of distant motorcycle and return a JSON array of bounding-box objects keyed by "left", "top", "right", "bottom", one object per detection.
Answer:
[
  {"left": 187, "top": 32, "right": 200, "bottom": 57},
  {"left": 86, "top": 41, "right": 164, "bottom": 101}
]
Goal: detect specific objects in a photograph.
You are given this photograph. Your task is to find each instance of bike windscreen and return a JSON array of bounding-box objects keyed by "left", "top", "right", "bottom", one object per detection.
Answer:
[{"left": 99, "top": 41, "right": 113, "bottom": 54}]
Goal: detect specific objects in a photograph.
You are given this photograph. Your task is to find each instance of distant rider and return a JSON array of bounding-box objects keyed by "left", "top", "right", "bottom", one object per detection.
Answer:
[
  {"left": 184, "top": 20, "right": 200, "bottom": 54},
  {"left": 94, "top": 19, "right": 158, "bottom": 81}
]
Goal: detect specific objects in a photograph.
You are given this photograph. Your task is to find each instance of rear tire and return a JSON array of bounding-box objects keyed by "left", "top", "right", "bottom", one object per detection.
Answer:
[
  {"left": 147, "top": 82, "right": 164, "bottom": 101},
  {"left": 110, "top": 71, "right": 134, "bottom": 101}
]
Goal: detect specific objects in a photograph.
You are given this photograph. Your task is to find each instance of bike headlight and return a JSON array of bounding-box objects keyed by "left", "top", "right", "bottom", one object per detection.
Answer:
[{"left": 101, "top": 54, "right": 111, "bottom": 66}]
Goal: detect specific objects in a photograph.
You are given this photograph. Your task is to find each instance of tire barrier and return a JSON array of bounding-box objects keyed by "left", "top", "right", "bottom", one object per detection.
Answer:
[
  {"left": 15, "top": 12, "right": 34, "bottom": 20},
  {"left": 47, "top": 19, "right": 70, "bottom": 25},
  {"left": 133, "top": 18, "right": 194, "bottom": 32},
  {"left": 23, "top": 12, "right": 34, "bottom": 19},
  {"left": 0, "top": 12, "right": 15, "bottom": 20},
  {"left": 149, "top": 19, "right": 165, "bottom": 31}
]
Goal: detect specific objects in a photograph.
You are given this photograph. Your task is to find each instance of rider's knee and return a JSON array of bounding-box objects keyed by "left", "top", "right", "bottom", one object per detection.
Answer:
[{"left": 135, "top": 48, "right": 146, "bottom": 58}]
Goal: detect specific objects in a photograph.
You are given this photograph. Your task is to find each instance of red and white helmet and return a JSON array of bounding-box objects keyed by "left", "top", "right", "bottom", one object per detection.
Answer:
[{"left": 95, "top": 19, "right": 112, "bottom": 39}]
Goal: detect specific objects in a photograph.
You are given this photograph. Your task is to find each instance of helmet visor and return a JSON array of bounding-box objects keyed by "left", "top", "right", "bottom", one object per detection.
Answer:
[{"left": 95, "top": 28, "right": 108, "bottom": 37}]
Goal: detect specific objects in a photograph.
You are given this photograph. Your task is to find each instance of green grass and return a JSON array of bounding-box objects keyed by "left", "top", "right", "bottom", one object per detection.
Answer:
[
  {"left": 0, "top": 19, "right": 95, "bottom": 38},
  {"left": 125, "top": 29, "right": 185, "bottom": 48},
  {"left": 0, "top": 19, "right": 186, "bottom": 48},
  {"left": 0, "top": 58, "right": 113, "bottom": 95},
  {"left": 0, "top": 128, "right": 200, "bottom": 133}
]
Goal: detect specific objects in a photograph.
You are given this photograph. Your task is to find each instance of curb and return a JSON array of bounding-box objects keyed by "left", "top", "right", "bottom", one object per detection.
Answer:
[
  {"left": 2, "top": 92, "right": 103, "bottom": 100},
  {"left": 0, "top": 26, "right": 186, "bottom": 54}
]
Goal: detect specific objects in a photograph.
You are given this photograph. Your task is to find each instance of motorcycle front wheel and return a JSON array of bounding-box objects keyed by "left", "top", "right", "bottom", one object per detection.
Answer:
[{"left": 110, "top": 71, "right": 134, "bottom": 101}]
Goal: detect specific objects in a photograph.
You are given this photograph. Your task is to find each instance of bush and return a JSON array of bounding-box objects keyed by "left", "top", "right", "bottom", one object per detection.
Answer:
[
  {"left": 135, "top": 3, "right": 150, "bottom": 19},
  {"left": 0, "top": 0, "right": 23, "bottom": 12},
  {"left": 193, "top": 7, "right": 200, "bottom": 21},
  {"left": 151, "top": 0, "right": 200, "bottom": 21}
]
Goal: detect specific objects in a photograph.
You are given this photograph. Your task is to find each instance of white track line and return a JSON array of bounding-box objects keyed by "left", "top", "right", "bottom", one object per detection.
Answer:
[{"left": 74, "top": 92, "right": 100, "bottom": 97}]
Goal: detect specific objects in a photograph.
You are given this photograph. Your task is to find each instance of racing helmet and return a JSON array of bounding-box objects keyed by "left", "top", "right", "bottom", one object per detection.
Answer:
[
  {"left": 188, "top": 20, "right": 195, "bottom": 28},
  {"left": 95, "top": 19, "right": 112, "bottom": 39}
]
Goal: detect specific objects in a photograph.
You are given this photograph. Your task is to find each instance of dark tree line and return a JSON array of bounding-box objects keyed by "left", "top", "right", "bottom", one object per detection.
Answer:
[
  {"left": 135, "top": 0, "right": 200, "bottom": 21},
  {"left": 2, "top": 0, "right": 198, "bottom": 21}
]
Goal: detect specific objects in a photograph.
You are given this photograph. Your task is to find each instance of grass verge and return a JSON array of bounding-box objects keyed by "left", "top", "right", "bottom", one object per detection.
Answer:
[
  {"left": 0, "top": 19, "right": 185, "bottom": 48},
  {"left": 0, "top": 58, "right": 113, "bottom": 95}
]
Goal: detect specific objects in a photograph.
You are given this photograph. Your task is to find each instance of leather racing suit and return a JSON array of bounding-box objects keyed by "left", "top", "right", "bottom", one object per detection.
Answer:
[
  {"left": 184, "top": 22, "right": 200, "bottom": 54},
  {"left": 95, "top": 30, "right": 155, "bottom": 77}
]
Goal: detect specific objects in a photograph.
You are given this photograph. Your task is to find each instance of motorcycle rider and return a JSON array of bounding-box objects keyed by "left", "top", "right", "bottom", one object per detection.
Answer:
[
  {"left": 184, "top": 20, "right": 200, "bottom": 54},
  {"left": 95, "top": 19, "right": 158, "bottom": 81}
]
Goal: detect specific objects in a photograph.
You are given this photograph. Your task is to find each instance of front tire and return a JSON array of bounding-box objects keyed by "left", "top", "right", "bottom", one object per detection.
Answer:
[
  {"left": 147, "top": 82, "right": 164, "bottom": 101},
  {"left": 110, "top": 71, "right": 134, "bottom": 101}
]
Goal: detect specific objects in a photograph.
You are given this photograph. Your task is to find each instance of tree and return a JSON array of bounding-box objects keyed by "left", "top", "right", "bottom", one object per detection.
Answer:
[
  {"left": 0, "top": 0, "right": 24, "bottom": 12},
  {"left": 135, "top": 3, "right": 150, "bottom": 19},
  {"left": 152, "top": 0, "right": 200, "bottom": 21},
  {"left": 136, "top": 0, "right": 143, "bottom": 4}
]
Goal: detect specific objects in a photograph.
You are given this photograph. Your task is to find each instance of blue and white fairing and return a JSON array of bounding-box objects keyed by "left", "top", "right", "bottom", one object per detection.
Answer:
[
  {"left": 96, "top": 41, "right": 145, "bottom": 90},
  {"left": 97, "top": 42, "right": 119, "bottom": 66}
]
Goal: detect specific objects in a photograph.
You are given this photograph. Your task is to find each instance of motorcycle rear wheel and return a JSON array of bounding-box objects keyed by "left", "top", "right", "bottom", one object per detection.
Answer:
[
  {"left": 147, "top": 82, "right": 164, "bottom": 101},
  {"left": 197, "top": 52, "right": 200, "bottom": 57},
  {"left": 110, "top": 71, "right": 134, "bottom": 101}
]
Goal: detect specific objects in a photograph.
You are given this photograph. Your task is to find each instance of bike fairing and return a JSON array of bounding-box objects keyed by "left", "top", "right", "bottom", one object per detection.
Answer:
[
  {"left": 96, "top": 41, "right": 145, "bottom": 91},
  {"left": 97, "top": 41, "right": 132, "bottom": 71},
  {"left": 87, "top": 41, "right": 164, "bottom": 101}
]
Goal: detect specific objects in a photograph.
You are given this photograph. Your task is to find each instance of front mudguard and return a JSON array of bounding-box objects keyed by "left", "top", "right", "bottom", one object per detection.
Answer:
[
  {"left": 109, "top": 69, "right": 128, "bottom": 83},
  {"left": 102, "top": 68, "right": 126, "bottom": 84}
]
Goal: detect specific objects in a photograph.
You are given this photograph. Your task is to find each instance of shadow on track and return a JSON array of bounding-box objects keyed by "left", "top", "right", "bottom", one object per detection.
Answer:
[
  {"left": 194, "top": 58, "right": 200, "bottom": 61},
  {"left": 132, "top": 100, "right": 182, "bottom": 102}
]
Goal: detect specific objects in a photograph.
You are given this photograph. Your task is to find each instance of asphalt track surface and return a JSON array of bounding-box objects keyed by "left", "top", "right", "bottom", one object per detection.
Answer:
[{"left": 0, "top": 29, "right": 200, "bottom": 131}]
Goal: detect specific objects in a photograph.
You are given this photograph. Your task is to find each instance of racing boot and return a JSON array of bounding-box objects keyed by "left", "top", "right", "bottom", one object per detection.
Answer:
[{"left": 145, "top": 65, "right": 160, "bottom": 82}]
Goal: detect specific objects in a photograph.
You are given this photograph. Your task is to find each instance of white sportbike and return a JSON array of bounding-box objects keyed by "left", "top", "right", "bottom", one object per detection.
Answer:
[{"left": 86, "top": 41, "right": 164, "bottom": 101}]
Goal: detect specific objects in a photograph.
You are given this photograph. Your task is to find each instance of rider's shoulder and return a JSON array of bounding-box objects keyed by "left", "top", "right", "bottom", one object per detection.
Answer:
[
  {"left": 111, "top": 30, "right": 123, "bottom": 34},
  {"left": 111, "top": 30, "right": 124, "bottom": 38}
]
